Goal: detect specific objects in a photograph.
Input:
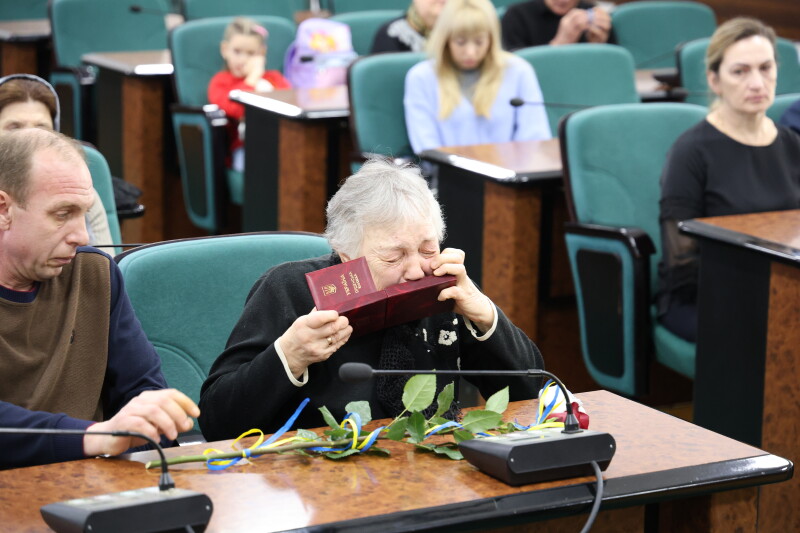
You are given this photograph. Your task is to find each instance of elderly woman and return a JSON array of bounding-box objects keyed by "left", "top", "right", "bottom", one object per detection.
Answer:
[
  {"left": 199, "top": 159, "right": 544, "bottom": 440},
  {"left": 657, "top": 18, "right": 800, "bottom": 342},
  {"left": 371, "top": 0, "right": 447, "bottom": 54},
  {"left": 0, "top": 74, "right": 114, "bottom": 249}
]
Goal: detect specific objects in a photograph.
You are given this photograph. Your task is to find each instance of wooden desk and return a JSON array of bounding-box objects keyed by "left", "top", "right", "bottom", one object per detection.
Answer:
[
  {"left": 0, "top": 19, "right": 50, "bottom": 76},
  {"left": 230, "top": 86, "right": 350, "bottom": 233},
  {"left": 82, "top": 50, "right": 197, "bottom": 244},
  {"left": 0, "top": 391, "right": 791, "bottom": 532},
  {"left": 681, "top": 209, "right": 800, "bottom": 533},
  {"left": 421, "top": 139, "right": 562, "bottom": 340}
]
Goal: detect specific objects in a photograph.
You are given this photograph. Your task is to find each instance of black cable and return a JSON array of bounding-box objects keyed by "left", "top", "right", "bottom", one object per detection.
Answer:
[{"left": 579, "top": 460, "right": 604, "bottom": 533}]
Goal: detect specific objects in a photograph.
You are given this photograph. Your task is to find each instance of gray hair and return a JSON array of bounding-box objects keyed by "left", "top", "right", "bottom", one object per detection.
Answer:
[{"left": 324, "top": 158, "right": 445, "bottom": 258}]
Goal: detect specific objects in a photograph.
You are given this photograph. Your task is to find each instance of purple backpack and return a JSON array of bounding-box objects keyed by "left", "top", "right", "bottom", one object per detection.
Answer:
[{"left": 284, "top": 18, "right": 357, "bottom": 89}]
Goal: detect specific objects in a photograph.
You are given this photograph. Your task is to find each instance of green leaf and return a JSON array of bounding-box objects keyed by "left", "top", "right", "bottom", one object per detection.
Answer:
[
  {"left": 344, "top": 401, "right": 372, "bottom": 425},
  {"left": 429, "top": 416, "right": 450, "bottom": 427},
  {"left": 433, "top": 382, "right": 455, "bottom": 418},
  {"left": 324, "top": 427, "right": 349, "bottom": 440},
  {"left": 484, "top": 387, "right": 509, "bottom": 414},
  {"left": 406, "top": 411, "right": 427, "bottom": 443},
  {"left": 296, "top": 429, "right": 318, "bottom": 440},
  {"left": 402, "top": 375, "right": 436, "bottom": 412},
  {"left": 367, "top": 446, "right": 391, "bottom": 456},
  {"left": 453, "top": 430, "right": 474, "bottom": 443},
  {"left": 319, "top": 406, "right": 340, "bottom": 430},
  {"left": 431, "top": 445, "right": 464, "bottom": 460},
  {"left": 461, "top": 410, "right": 503, "bottom": 433},
  {"left": 323, "top": 449, "right": 360, "bottom": 460},
  {"left": 385, "top": 417, "right": 408, "bottom": 441}
]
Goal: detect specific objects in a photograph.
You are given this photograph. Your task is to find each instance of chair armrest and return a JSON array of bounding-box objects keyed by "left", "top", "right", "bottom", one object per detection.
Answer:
[
  {"left": 565, "top": 222, "right": 655, "bottom": 258},
  {"left": 52, "top": 65, "right": 97, "bottom": 86}
]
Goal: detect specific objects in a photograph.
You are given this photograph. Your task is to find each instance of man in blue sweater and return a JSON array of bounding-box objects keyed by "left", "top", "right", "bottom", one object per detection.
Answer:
[{"left": 0, "top": 128, "right": 199, "bottom": 468}]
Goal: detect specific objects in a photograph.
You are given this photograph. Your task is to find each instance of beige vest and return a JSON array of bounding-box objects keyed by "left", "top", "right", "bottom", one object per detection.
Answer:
[{"left": 0, "top": 252, "right": 110, "bottom": 422}]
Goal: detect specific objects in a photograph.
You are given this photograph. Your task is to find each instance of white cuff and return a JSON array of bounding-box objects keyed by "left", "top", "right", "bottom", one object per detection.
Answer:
[
  {"left": 275, "top": 337, "right": 309, "bottom": 387},
  {"left": 464, "top": 297, "right": 498, "bottom": 341}
]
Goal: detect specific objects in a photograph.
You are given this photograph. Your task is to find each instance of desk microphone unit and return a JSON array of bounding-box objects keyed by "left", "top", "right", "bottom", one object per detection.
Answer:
[
  {"left": 0, "top": 428, "right": 212, "bottom": 533},
  {"left": 338, "top": 363, "right": 616, "bottom": 486}
]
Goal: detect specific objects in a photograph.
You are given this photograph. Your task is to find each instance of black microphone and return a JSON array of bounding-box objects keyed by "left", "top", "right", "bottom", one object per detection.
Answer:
[
  {"left": 0, "top": 427, "right": 212, "bottom": 532},
  {"left": 509, "top": 97, "right": 591, "bottom": 110},
  {"left": 338, "top": 362, "right": 616, "bottom": 487}
]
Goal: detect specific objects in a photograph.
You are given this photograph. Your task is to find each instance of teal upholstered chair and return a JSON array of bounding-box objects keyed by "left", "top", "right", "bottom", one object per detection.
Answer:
[
  {"left": 560, "top": 103, "right": 707, "bottom": 396},
  {"left": 180, "top": 0, "right": 303, "bottom": 22},
  {"left": 330, "top": 0, "right": 409, "bottom": 14},
  {"left": 169, "top": 16, "right": 295, "bottom": 233},
  {"left": 82, "top": 145, "right": 122, "bottom": 255},
  {"left": 330, "top": 10, "right": 403, "bottom": 56},
  {"left": 116, "top": 232, "right": 332, "bottom": 405},
  {"left": 0, "top": 0, "right": 47, "bottom": 20},
  {"left": 515, "top": 44, "right": 639, "bottom": 134},
  {"left": 348, "top": 52, "right": 424, "bottom": 163},
  {"left": 767, "top": 92, "right": 800, "bottom": 122},
  {"left": 611, "top": 1, "right": 716, "bottom": 69},
  {"left": 49, "top": 0, "right": 169, "bottom": 141},
  {"left": 678, "top": 37, "right": 800, "bottom": 106}
]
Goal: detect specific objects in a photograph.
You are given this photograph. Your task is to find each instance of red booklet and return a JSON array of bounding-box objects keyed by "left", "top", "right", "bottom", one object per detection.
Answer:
[{"left": 305, "top": 257, "right": 457, "bottom": 336}]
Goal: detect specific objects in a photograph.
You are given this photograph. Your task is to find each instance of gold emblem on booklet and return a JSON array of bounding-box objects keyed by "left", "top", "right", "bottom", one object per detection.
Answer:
[{"left": 322, "top": 284, "right": 337, "bottom": 296}]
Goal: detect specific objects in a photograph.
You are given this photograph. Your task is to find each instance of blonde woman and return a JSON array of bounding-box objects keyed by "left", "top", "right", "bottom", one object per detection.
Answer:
[{"left": 403, "top": 0, "right": 551, "bottom": 153}]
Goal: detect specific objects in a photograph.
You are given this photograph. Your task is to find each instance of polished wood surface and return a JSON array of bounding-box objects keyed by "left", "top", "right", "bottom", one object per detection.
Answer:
[
  {"left": 82, "top": 50, "right": 173, "bottom": 76},
  {"left": 432, "top": 138, "right": 562, "bottom": 179},
  {"left": 692, "top": 209, "right": 800, "bottom": 251},
  {"left": 683, "top": 209, "right": 800, "bottom": 532},
  {"left": 0, "top": 19, "right": 50, "bottom": 77},
  {"left": 232, "top": 85, "right": 349, "bottom": 119},
  {"left": 0, "top": 19, "right": 50, "bottom": 41},
  {"left": 0, "top": 391, "right": 789, "bottom": 532}
]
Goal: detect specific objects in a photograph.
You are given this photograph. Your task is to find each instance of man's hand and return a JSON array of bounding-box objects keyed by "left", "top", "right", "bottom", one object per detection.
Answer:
[
  {"left": 586, "top": 7, "right": 612, "bottom": 43},
  {"left": 83, "top": 389, "right": 199, "bottom": 457}
]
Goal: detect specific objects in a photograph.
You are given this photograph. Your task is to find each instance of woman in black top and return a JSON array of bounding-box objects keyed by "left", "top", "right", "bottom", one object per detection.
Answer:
[{"left": 658, "top": 17, "right": 800, "bottom": 342}]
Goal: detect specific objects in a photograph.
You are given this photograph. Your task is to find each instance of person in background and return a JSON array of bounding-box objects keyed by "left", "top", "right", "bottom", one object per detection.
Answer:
[
  {"left": 404, "top": 0, "right": 551, "bottom": 154},
  {"left": 0, "top": 74, "right": 114, "bottom": 249},
  {"left": 371, "top": 0, "right": 447, "bottom": 54},
  {"left": 208, "top": 17, "right": 291, "bottom": 172},
  {"left": 501, "top": 0, "right": 612, "bottom": 50},
  {"left": 198, "top": 158, "right": 544, "bottom": 441},
  {"left": 657, "top": 17, "right": 800, "bottom": 342},
  {"left": 0, "top": 128, "right": 199, "bottom": 469}
]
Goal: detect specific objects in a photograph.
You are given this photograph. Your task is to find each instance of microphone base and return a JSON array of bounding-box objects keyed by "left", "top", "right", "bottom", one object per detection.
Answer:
[
  {"left": 41, "top": 486, "right": 212, "bottom": 533},
  {"left": 459, "top": 428, "right": 616, "bottom": 486}
]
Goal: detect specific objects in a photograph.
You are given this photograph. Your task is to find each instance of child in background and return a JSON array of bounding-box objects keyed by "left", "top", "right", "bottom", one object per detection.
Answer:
[{"left": 208, "top": 17, "right": 291, "bottom": 172}]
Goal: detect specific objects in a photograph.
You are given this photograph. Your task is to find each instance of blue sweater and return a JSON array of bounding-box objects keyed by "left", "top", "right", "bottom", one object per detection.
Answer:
[
  {"left": 404, "top": 54, "right": 552, "bottom": 153},
  {"left": 0, "top": 247, "right": 166, "bottom": 468}
]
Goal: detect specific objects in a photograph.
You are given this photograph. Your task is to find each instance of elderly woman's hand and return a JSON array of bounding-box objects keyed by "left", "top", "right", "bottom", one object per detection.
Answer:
[
  {"left": 278, "top": 309, "right": 352, "bottom": 378},
  {"left": 431, "top": 248, "right": 495, "bottom": 333}
]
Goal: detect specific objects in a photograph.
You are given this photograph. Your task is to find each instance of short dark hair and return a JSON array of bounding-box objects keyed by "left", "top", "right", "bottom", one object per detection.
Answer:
[{"left": 0, "top": 129, "right": 84, "bottom": 206}]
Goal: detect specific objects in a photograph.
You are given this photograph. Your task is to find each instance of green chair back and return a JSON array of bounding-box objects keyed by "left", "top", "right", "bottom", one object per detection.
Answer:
[
  {"left": 331, "top": 0, "right": 409, "bottom": 14},
  {"left": 83, "top": 145, "right": 122, "bottom": 254},
  {"left": 767, "top": 92, "right": 800, "bottom": 123},
  {"left": 330, "top": 10, "right": 403, "bottom": 56},
  {"left": 170, "top": 16, "right": 296, "bottom": 107},
  {"left": 116, "top": 232, "right": 332, "bottom": 404},
  {"left": 679, "top": 37, "right": 800, "bottom": 106},
  {"left": 562, "top": 103, "right": 706, "bottom": 388},
  {"left": 515, "top": 44, "right": 639, "bottom": 134},
  {"left": 348, "top": 51, "right": 424, "bottom": 159},
  {"left": 181, "top": 0, "right": 302, "bottom": 22},
  {"left": 0, "top": 0, "right": 48, "bottom": 20},
  {"left": 611, "top": 1, "right": 716, "bottom": 69},
  {"left": 50, "top": 0, "right": 169, "bottom": 68}
]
